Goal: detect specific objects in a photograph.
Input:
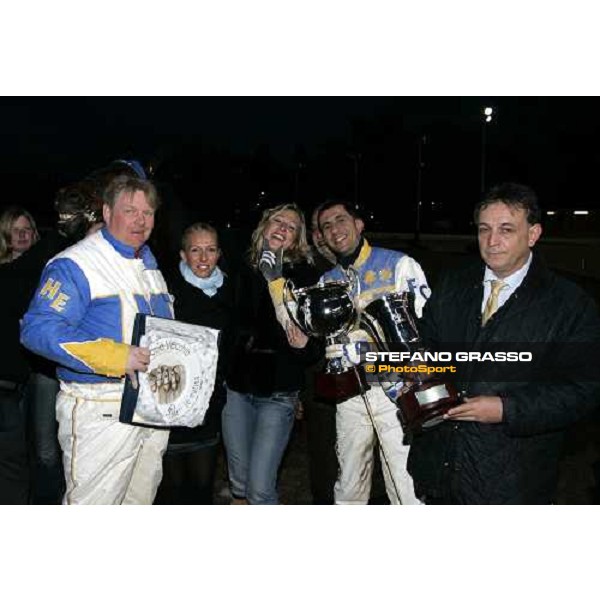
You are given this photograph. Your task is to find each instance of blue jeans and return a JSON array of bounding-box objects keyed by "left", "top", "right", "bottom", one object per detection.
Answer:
[{"left": 222, "top": 388, "right": 298, "bottom": 504}]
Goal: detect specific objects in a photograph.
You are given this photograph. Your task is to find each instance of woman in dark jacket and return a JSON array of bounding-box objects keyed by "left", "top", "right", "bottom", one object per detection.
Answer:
[
  {"left": 155, "top": 222, "right": 234, "bottom": 504},
  {"left": 223, "top": 203, "right": 321, "bottom": 504}
]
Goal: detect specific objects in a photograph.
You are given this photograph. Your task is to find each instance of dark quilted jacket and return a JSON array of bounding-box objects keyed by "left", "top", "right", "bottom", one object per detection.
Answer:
[{"left": 407, "top": 253, "right": 600, "bottom": 504}]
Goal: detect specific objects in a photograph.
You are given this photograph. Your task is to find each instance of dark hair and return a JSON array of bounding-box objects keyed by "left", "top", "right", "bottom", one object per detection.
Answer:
[
  {"left": 315, "top": 200, "right": 362, "bottom": 231},
  {"left": 474, "top": 183, "right": 541, "bottom": 225},
  {"left": 54, "top": 181, "right": 103, "bottom": 241}
]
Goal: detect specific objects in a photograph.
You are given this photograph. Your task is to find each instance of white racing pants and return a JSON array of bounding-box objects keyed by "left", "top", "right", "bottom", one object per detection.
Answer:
[
  {"left": 334, "top": 386, "right": 420, "bottom": 505},
  {"left": 56, "top": 391, "right": 169, "bottom": 504}
]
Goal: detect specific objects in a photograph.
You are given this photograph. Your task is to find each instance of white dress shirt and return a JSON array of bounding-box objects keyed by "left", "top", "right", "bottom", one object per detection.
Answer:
[{"left": 481, "top": 251, "right": 532, "bottom": 314}]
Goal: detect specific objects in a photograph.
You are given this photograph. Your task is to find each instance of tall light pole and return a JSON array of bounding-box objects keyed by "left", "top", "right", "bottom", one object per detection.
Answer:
[
  {"left": 347, "top": 152, "right": 361, "bottom": 209},
  {"left": 415, "top": 134, "right": 426, "bottom": 242},
  {"left": 481, "top": 107, "right": 494, "bottom": 194}
]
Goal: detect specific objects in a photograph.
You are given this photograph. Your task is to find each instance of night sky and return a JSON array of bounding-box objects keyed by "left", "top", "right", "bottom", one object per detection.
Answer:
[{"left": 2, "top": 97, "right": 599, "bottom": 232}]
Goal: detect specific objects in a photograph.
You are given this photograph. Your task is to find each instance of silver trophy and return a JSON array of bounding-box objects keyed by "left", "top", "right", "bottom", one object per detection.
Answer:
[
  {"left": 283, "top": 270, "right": 359, "bottom": 374},
  {"left": 361, "top": 291, "right": 461, "bottom": 433},
  {"left": 361, "top": 292, "right": 420, "bottom": 354}
]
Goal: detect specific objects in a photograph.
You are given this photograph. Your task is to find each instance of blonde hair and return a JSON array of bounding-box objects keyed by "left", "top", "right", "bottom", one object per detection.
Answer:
[
  {"left": 103, "top": 175, "right": 159, "bottom": 210},
  {"left": 181, "top": 222, "right": 219, "bottom": 251},
  {"left": 249, "top": 203, "right": 313, "bottom": 268},
  {"left": 0, "top": 206, "right": 40, "bottom": 263}
]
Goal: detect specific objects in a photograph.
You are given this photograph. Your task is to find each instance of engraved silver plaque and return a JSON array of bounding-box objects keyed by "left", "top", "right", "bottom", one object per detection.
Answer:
[{"left": 120, "top": 314, "right": 219, "bottom": 428}]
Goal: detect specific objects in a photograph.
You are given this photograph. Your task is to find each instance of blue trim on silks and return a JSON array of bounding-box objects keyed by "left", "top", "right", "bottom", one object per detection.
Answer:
[
  {"left": 135, "top": 294, "right": 150, "bottom": 314},
  {"left": 21, "top": 230, "right": 173, "bottom": 386},
  {"left": 100, "top": 228, "right": 156, "bottom": 268},
  {"left": 322, "top": 242, "right": 407, "bottom": 295},
  {"left": 150, "top": 293, "right": 172, "bottom": 316},
  {"left": 134, "top": 293, "right": 172, "bottom": 317},
  {"left": 21, "top": 256, "right": 125, "bottom": 382},
  {"left": 134, "top": 292, "right": 172, "bottom": 317}
]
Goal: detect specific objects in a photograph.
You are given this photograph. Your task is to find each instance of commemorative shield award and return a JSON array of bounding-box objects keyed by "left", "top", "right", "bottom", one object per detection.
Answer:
[{"left": 119, "top": 314, "right": 220, "bottom": 428}]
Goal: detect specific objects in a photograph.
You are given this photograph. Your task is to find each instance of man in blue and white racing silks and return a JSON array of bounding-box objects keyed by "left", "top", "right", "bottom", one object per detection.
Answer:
[
  {"left": 21, "top": 175, "right": 173, "bottom": 504},
  {"left": 316, "top": 201, "right": 430, "bottom": 505}
]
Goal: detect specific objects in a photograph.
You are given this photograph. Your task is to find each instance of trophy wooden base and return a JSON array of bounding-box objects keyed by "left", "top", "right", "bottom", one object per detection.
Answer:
[
  {"left": 314, "top": 367, "right": 370, "bottom": 403},
  {"left": 397, "top": 381, "right": 461, "bottom": 434}
]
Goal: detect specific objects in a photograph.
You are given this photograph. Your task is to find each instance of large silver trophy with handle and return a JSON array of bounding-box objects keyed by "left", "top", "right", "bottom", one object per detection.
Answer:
[
  {"left": 360, "top": 291, "right": 461, "bottom": 433},
  {"left": 283, "top": 269, "right": 359, "bottom": 375}
]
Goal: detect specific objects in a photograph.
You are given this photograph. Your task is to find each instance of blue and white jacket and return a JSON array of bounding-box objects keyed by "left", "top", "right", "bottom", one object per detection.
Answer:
[
  {"left": 321, "top": 240, "right": 430, "bottom": 394},
  {"left": 321, "top": 240, "right": 430, "bottom": 320},
  {"left": 21, "top": 228, "right": 173, "bottom": 399}
]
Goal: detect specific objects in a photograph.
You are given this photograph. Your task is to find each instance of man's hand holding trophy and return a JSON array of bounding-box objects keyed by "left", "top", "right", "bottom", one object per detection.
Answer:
[{"left": 360, "top": 292, "right": 462, "bottom": 433}]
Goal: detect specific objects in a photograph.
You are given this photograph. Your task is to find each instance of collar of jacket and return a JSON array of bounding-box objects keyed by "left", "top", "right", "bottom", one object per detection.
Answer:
[
  {"left": 522, "top": 250, "right": 552, "bottom": 290},
  {"left": 100, "top": 227, "right": 154, "bottom": 265},
  {"left": 479, "top": 249, "right": 550, "bottom": 288},
  {"left": 338, "top": 237, "right": 371, "bottom": 269},
  {"left": 473, "top": 249, "right": 552, "bottom": 322}
]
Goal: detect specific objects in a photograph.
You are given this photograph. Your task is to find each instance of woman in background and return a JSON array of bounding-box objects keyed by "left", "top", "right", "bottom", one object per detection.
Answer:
[
  {"left": 0, "top": 206, "right": 39, "bottom": 263},
  {"left": 155, "top": 222, "right": 234, "bottom": 504},
  {"left": 0, "top": 205, "right": 40, "bottom": 502}
]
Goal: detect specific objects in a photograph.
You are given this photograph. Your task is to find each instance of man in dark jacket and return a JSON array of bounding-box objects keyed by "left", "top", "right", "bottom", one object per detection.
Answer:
[{"left": 407, "top": 182, "right": 600, "bottom": 504}]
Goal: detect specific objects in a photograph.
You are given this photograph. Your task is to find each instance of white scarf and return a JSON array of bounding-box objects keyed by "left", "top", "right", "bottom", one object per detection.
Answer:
[{"left": 179, "top": 260, "right": 224, "bottom": 297}]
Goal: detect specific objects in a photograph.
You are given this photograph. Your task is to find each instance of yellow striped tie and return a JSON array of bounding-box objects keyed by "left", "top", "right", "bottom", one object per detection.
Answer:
[{"left": 482, "top": 280, "right": 507, "bottom": 326}]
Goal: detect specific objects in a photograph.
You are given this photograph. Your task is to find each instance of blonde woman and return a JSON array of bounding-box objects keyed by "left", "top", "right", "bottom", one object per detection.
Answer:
[
  {"left": 222, "top": 203, "right": 321, "bottom": 504},
  {"left": 155, "top": 223, "right": 235, "bottom": 505},
  {"left": 0, "top": 206, "right": 39, "bottom": 263}
]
